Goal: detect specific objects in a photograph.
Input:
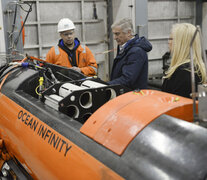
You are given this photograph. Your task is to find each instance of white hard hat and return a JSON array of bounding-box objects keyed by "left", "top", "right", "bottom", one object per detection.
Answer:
[{"left": 57, "top": 18, "right": 75, "bottom": 32}]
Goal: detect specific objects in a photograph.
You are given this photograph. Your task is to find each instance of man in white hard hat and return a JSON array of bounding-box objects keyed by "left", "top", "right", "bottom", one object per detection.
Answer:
[{"left": 46, "top": 18, "right": 97, "bottom": 76}]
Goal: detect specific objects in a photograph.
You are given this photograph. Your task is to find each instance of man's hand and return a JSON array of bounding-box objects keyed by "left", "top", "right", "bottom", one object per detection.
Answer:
[{"left": 70, "top": 66, "right": 81, "bottom": 73}]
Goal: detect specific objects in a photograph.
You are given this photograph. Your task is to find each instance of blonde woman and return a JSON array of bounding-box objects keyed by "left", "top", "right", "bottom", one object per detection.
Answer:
[{"left": 162, "top": 23, "right": 206, "bottom": 98}]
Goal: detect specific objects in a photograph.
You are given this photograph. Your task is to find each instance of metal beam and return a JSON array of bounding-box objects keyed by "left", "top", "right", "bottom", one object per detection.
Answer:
[
  {"left": 1, "top": 0, "right": 24, "bottom": 62},
  {"left": 81, "top": 0, "right": 85, "bottom": 42},
  {"left": 148, "top": 16, "right": 193, "bottom": 22},
  {"left": 36, "top": 0, "right": 42, "bottom": 57},
  {"left": 23, "top": 0, "right": 105, "bottom": 2},
  {"left": 107, "top": 0, "right": 113, "bottom": 79},
  {"left": 196, "top": 0, "right": 203, "bottom": 27},
  {"left": 135, "top": 0, "right": 148, "bottom": 38},
  {"left": 203, "top": 2, "right": 207, "bottom": 52},
  {"left": 0, "top": 1, "right": 6, "bottom": 56}
]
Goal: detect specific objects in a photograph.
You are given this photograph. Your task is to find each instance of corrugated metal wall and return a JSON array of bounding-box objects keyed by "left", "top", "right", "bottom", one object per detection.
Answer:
[
  {"left": 21, "top": 0, "right": 108, "bottom": 80},
  {"left": 148, "top": 0, "right": 195, "bottom": 77},
  {"left": 20, "top": 0, "right": 196, "bottom": 80}
]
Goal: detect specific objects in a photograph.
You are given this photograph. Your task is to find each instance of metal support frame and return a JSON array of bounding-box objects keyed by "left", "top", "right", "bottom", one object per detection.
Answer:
[
  {"left": 196, "top": 0, "right": 203, "bottom": 27},
  {"left": 81, "top": 0, "right": 86, "bottom": 42},
  {"left": 177, "top": 0, "right": 180, "bottom": 23},
  {"left": 135, "top": 0, "right": 148, "bottom": 38},
  {"left": 190, "top": 26, "right": 207, "bottom": 122},
  {"left": 203, "top": 2, "right": 207, "bottom": 53},
  {"left": 0, "top": 1, "right": 6, "bottom": 57},
  {"left": 107, "top": 0, "right": 113, "bottom": 77},
  {"left": 190, "top": 27, "right": 199, "bottom": 120},
  {"left": 1, "top": 0, "right": 24, "bottom": 62},
  {"left": 36, "top": 0, "right": 42, "bottom": 57}
]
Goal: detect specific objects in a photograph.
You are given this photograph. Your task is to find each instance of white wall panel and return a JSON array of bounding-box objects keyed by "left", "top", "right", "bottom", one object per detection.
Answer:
[
  {"left": 39, "top": 2, "right": 81, "bottom": 21},
  {"left": 90, "top": 43, "right": 109, "bottom": 80},
  {"left": 179, "top": 1, "right": 195, "bottom": 17},
  {"left": 41, "top": 24, "right": 59, "bottom": 45},
  {"left": 24, "top": 26, "right": 38, "bottom": 46},
  {"left": 148, "top": 20, "right": 177, "bottom": 39},
  {"left": 148, "top": 1, "right": 177, "bottom": 18},
  {"left": 149, "top": 41, "right": 169, "bottom": 60},
  {"left": 112, "top": 0, "right": 134, "bottom": 22},
  {"left": 149, "top": 60, "right": 163, "bottom": 75}
]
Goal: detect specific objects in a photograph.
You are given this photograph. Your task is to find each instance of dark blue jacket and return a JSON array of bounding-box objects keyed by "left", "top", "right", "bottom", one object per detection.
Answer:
[{"left": 108, "top": 35, "right": 152, "bottom": 90}]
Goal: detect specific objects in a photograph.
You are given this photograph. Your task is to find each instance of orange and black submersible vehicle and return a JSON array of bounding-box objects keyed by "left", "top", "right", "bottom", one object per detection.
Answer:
[{"left": 0, "top": 56, "right": 207, "bottom": 180}]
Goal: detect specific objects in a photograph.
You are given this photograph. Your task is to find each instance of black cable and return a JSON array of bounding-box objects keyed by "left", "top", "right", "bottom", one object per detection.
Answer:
[
  {"left": 56, "top": 71, "right": 73, "bottom": 81},
  {"left": 43, "top": 73, "right": 53, "bottom": 87},
  {"left": 0, "top": 64, "right": 9, "bottom": 77},
  {"left": 0, "top": 66, "right": 20, "bottom": 81},
  {"left": 47, "top": 68, "right": 59, "bottom": 83},
  {"left": 93, "top": 2, "right": 98, "bottom": 19},
  {"left": 162, "top": 51, "right": 170, "bottom": 74},
  {"left": 19, "top": 2, "right": 32, "bottom": 12},
  {"left": 14, "top": 3, "right": 33, "bottom": 45}
]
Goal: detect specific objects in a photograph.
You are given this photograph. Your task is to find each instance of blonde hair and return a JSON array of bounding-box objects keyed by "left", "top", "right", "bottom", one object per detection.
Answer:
[{"left": 165, "top": 23, "right": 206, "bottom": 83}]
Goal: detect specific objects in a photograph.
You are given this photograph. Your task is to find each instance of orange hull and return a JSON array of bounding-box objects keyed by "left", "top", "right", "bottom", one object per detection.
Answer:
[{"left": 0, "top": 94, "right": 123, "bottom": 180}]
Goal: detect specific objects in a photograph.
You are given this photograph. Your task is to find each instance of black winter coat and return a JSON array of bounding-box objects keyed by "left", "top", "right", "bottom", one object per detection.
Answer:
[
  {"left": 108, "top": 35, "right": 152, "bottom": 90},
  {"left": 162, "top": 63, "right": 201, "bottom": 98}
]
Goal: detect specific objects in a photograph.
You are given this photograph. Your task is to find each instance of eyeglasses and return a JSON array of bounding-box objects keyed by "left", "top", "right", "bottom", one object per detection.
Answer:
[{"left": 61, "top": 31, "right": 74, "bottom": 37}]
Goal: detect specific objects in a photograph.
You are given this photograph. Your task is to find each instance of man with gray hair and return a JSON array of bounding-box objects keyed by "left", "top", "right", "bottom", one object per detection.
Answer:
[{"left": 108, "top": 18, "right": 152, "bottom": 90}]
